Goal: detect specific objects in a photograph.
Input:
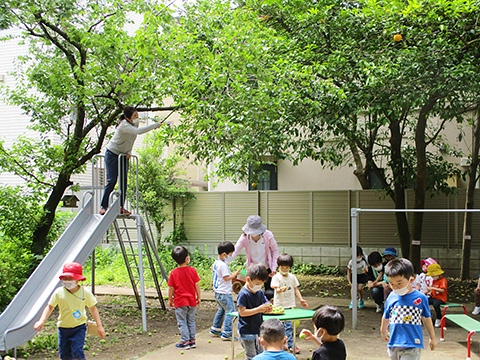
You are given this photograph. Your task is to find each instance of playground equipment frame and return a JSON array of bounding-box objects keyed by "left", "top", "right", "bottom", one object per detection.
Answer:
[{"left": 350, "top": 207, "right": 480, "bottom": 329}]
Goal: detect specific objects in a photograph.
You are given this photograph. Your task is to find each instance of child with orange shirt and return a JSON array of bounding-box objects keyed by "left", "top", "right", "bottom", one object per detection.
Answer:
[{"left": 426, "top": 263, "right": 447, "bottom": 328}]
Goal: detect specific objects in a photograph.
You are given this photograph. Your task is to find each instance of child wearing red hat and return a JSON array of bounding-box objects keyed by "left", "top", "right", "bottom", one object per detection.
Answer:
[{"left": 34, "top": 262, "right": 105, "bottom": 359}]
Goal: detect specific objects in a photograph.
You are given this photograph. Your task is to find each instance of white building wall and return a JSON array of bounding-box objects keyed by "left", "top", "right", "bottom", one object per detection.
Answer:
[{"left": 0, "top": 29, "right": 37, "bottom": 186}]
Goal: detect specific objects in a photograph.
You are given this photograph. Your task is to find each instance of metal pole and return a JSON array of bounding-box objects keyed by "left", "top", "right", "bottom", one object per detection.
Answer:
[
  {"left": 91, "top": 251, "right": 95, "bottom": 295},
  {"left": 137, "top": 215, "right": 147, "bottom": 332},
  {"left": 351, "top": 208, "right": 358, "bottom": 329}
]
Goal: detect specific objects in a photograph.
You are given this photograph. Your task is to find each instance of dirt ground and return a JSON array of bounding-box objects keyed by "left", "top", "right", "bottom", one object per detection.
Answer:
[
  {"left": 10, "top": 295, "right": 218, "bottom": 360},
  {"left": 7, "top": 275, "right": 479, "bottom": 360}
]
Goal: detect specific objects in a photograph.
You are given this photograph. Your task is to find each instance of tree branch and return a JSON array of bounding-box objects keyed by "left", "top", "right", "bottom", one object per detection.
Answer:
[
  {"left": 0, "top": 147, "right": 54, "bottom": 188},
  {"left": 88, "top": 12, "right": 117, "bottom": 32}
]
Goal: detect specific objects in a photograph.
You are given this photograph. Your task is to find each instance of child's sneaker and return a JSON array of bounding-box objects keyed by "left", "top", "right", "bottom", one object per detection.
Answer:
[
  {"left": 358, "top": 299, "right": 365, "bottom": 309},
  {"left": 210, "top": 329, "right": 222, "bottom": 337},
  {"left": 220, "top": 333, "right": 237, "bottom": 341},
  {"left": 473, "top": 306, "right": 480, "bottom": 315},
  {"left": 289, "top": 347, "right": 300, "bottom": 354},
  {"left": 434, "top": 319, "right": 442, "bottom": 328},
  {"left": 99, "top": 207, "right": 107, "bottom": 215},
  {"left": 376, "top": 304, "right": 383, "bottom": 313},
  {"left": 175, "top": 341, "right": 190, "bottom": 350},
  {"left": 187, "top": 340, "right": 196, "bottom": 348},
  {"left": 349, "top": 301, "right": 353, "bottom": 309}
]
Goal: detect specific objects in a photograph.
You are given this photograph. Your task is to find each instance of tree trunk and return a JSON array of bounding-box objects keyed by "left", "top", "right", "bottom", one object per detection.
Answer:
[
  {"left": 30, "top": 172, "right": 73, "bottom": 256},
  {"left": 461, "top": 107, "right": 480, "bottom": 279},
  {"left": 389, "top": 118, "right": 411, "bottom": 258},
  {"left": 410, "top": 97, "right": 437, "bottom": 271}
]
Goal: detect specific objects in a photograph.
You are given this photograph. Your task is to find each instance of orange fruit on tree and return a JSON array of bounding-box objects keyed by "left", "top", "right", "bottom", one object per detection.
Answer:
[{"left": 393, "top": 34, "right": 402, "bottom": 42}]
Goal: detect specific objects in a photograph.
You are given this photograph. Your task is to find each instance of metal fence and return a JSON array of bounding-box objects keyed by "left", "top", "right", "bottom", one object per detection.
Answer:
[{"left": 175, "top": 189, "right": 480, "bottom": 276}]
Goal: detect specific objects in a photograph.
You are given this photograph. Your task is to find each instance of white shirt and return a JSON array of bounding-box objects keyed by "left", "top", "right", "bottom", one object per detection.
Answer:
[
  {"left": 271, "top": 273, "right": 300, "bottom": 308},
  {"left": 212, "top": 259, "right": 232, "bottom": 294},
  {"left": 107, "top": 120, "right": 159, "bottom": 155},
  {"left": 248, "top": 235, "right": 267, "bottom": 267},
  {"left": 347, "top": 258, "right": 368, "bottom": 273},
  {"left": 412, "top": 273, "right": 434, "bottom": 294}
]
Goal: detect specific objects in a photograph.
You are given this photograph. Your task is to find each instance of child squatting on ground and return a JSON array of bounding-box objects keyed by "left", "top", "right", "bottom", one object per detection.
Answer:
[
  {"left": 252, "top": 318, "right": 296, "bottom": 360},
  {"left": 168, "top": 246, "right": 201, "bottom": 350},
  {"left": 34, "top": 262, "right": 105, "bottom": 360},
  {"left": 299, "top": 305, "right": 346, "bottom": 360},
  {"left": 210, "top": 241, "right": 241, "bottom": 340},
  {"left": 381, "top": 258, "right": 436, "bottom": 360},
  {"left": 271, "top": 253, "right": 308, "bottom": 354},
  {"left": 237, "top": 263, "right": 274, "bottom": 360},
  {"left": 366, "top": 251, "right": 389, "bottom": 313}
]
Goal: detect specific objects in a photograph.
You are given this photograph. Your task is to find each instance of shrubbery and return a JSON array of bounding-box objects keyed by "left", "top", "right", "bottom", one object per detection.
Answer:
[
  {"left": 83, "top": 244, "right": 339, "bottom": 290},
  {"left": 0, "top": 186, "right": 73, "bottom": 311}
]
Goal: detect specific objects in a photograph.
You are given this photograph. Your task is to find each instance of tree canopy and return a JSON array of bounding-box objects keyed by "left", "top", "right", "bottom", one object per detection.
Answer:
[
  {"left": 0, "top": 0, "right": 174, "bottom": 256},
  {"left": 145, "top": 0, "right": 480, "bottom": 266}
]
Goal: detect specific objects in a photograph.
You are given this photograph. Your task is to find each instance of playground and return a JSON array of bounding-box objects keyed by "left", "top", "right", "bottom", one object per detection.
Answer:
[{"left": 7, "top": 277, "right": 478, "bottom": 360}]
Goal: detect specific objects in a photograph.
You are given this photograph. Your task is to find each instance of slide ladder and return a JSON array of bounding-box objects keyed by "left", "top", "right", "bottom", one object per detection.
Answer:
[{"left": 114, "top": 215, "right": 167, "bottom": 310}]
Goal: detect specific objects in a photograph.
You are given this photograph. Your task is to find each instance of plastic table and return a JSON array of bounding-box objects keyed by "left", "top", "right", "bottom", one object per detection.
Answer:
[{"left": 228, "top": 308, "right": 316, "bottom": 359}]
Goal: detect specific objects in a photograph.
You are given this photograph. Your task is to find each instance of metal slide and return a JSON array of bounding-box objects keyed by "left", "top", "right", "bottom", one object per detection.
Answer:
[{"left": 0, "top": 194, "right": 120, "bottom": 352}]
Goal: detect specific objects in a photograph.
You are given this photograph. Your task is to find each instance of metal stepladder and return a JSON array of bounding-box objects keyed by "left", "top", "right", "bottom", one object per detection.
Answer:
[{"left": 92, "top": 154, "right": 168, "bottom": 330}]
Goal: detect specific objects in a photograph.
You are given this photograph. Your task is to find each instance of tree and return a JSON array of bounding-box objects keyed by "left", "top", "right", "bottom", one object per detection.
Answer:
[
  {"left": 146, "top": 0, "right": 480, "bottom": 267},
  {"left": 136, "top": 131, "right": 195, "bottom": 242},
  {"left": 0, "top": 0, "right": 174, "bottom": 257},
  {"left": 461, "top": 107, "right": 480, "bottom": 279}
]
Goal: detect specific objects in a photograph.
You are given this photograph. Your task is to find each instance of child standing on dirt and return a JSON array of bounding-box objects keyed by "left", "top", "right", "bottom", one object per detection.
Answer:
[
  {"left": 168, "top": 246, "right": 201, "bottom": 350},
  {"left": 210, "top": 241, "right": 241, "bottom": 340},
  {"left": 34, "top": 262, "right": 105, "bottom": 360},
  {"left": 347, "top": 246, "right": 368, "bottom": 309},
  {"left": 253, "top": 318, "right": 296, "bottom": 360},
  {"left": 271, "top": 253, "right": 308, "bottom": 354},
  {"left": 426, "top": 263, "right": 447, "bottom": 328},
  {"left": 381, "top": 258, "right": 436, "bottom": 359},
  {"left": 299, "top": 305, "right": 346, "bottom": 360},
  {"left": 237, "top": 263, "right": 273, "bottom": 360}
]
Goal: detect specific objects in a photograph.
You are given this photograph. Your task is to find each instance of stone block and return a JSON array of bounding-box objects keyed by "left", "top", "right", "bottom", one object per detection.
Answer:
[
  {"left": 283, "top": 245, "right": 302, "bottom": 257},
  {"left": 321, "top": 247, "right": 340, "bottom": 257},
  {"left": 321, "top": 256, "right": 340, "bottom": 267}
]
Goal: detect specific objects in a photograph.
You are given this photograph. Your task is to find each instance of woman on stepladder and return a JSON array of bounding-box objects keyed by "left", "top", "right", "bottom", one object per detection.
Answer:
[{"left": 99, "top": 106, "right": 162, "bottom": 215}]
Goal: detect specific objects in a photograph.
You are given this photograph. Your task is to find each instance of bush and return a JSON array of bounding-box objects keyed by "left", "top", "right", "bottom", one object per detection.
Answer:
[{"left": 0, "top": 186, "right": 72, "bottom": 311}]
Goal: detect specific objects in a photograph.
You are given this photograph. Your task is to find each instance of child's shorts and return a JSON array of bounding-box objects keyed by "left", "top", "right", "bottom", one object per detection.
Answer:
[
  {"left": 350, "top": 273, "right": 368, "bottom": 284},
  {"left": 387, "top": 347, "right": 421, "bottom": 360}
]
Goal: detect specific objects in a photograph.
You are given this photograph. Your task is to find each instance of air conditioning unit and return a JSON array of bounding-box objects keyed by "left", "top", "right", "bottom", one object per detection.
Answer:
[{"left": 461, "top": 157, "right": 471, "bottom": 167}]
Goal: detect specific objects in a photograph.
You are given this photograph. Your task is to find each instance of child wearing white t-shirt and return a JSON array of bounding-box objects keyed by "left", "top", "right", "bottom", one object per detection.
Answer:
[
  {"left": 210, "top": 241, "right": 241, "bottom": 340},
  {"left": 347, "top": 246, "right": 369, "bottom": 309},
  {"left": 271, "top": 253, "right": 309, "bottom": 354},
  {"left": 412, "top": 257, "right": 436, "bottom": 295}
]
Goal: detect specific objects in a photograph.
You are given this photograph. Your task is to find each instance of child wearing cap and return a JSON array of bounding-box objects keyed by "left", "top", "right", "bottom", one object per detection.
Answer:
[
  {"left": 34, "top": 262, "right": 105, "bottom": 359},
  {"left": 426, "top": 263, "right": 447, "bottom": 328},
  {"left": 382, "top": 247, "right": 398, "bottom": 263}
]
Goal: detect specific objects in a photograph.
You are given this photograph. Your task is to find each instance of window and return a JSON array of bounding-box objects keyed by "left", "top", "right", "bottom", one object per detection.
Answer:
[{"left": 249, "top": 163, "right": 278, "bottom": 190}]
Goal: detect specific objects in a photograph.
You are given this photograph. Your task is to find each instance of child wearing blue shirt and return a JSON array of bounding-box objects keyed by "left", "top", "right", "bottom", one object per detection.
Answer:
[
  {"left": 381, "top": 258, "right": 436, "bottom": 359},
  {"left": 237, "top": 263, "right": 273, "bottom": 360},
  {"left": 253, "top": 319, "right": 296, "bottom": 360}
]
